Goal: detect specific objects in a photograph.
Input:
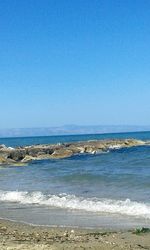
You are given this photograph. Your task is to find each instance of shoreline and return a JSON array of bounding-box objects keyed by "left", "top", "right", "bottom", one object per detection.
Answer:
[
  {"left": 1, "top": 137, "right": 150, "bottom": 249},
  {"left": 0, "top": 218, "right": 150, "bottom": 250}
]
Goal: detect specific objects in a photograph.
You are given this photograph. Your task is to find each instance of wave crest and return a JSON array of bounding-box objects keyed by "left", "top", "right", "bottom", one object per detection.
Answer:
[{"left": 0, "top": 190, "right": 150, "bottom": 219}]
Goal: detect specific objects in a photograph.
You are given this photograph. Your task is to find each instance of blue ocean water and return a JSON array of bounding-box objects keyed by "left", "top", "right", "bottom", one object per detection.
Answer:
[
  {"left": 0, "top": 131, "right": 150, "bottom": 228},
  {"left": 1, "top": 130, "right": 150, "bottom": 147}
]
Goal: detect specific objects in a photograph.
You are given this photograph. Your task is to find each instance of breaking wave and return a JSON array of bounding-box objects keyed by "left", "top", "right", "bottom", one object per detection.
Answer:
[{"left": 0, "top": 190, "right": 150, "bottom": 219}]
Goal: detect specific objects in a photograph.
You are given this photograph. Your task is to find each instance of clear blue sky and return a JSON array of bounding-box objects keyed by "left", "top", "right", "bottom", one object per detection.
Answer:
[{"left": 0, "top": 0, "right": 150, "bottom": 129}]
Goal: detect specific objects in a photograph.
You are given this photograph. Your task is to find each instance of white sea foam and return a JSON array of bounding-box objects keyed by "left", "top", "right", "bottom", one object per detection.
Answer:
[
  {"left": 0, "top": 190, "right": 150, "bottom": 219},
  {"left": 108, "top": 145, "right": 122, "bottom": 149}
]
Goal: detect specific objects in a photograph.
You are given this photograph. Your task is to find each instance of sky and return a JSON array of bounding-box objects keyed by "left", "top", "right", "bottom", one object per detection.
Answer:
[{"left": 0, "top": 0, "right": 150, "bottom": 129}]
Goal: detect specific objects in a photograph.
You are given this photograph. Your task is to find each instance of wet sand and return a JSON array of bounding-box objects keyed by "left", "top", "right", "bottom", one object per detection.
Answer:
[{"left": 0, "top": 219, "right": 150, "bottom": 250}]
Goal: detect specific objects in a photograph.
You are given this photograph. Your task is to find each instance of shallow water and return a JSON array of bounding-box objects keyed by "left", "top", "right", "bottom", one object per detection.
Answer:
[{"left": 0, "top": 131, "right": 150, "bottom": 228}]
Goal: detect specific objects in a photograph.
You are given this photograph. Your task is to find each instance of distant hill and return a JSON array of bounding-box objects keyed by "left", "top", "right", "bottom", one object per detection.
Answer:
[{"left": 0, "top": 125, "right": 150, "bottom": 138}]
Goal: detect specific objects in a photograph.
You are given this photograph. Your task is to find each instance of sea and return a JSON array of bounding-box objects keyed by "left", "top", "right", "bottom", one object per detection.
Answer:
[{"left": 0, "top": 131, "right": 150, "bottom": 229}]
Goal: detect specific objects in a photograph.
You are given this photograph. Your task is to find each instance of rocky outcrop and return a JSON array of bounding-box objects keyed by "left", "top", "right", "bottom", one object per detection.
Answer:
[
  {"left": 50, "top": 149, "right": 73, "bottom": 159},
  {"left": 0, "top": 139, "right": 146, "bottom": 166}
]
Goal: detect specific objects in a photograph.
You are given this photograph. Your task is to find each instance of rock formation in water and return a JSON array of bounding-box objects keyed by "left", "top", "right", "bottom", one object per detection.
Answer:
[{"left": 0, "top": 139, "right": 146, "bottom": 165}]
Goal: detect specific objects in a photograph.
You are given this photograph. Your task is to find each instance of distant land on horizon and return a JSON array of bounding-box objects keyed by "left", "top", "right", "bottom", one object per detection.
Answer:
[{"left": 0, "top": 125, "right": 150, "bottom": 138}]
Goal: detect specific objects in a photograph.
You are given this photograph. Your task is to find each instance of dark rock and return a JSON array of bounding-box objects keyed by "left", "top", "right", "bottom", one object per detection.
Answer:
[{"left": 8, "top": 149, "right": 26, "bottom": 161}]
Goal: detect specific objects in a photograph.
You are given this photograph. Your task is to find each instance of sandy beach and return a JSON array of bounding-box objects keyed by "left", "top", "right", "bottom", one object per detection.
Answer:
[{"left": 0, "top": 219, "right": 150, "bottom": 250}]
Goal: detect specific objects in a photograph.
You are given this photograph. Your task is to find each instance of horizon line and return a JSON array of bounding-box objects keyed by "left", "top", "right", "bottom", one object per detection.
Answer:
[
  {"left": 0, "top": 129, "right": 150, "bottom": 140},
  {"left": 0, "top": 124, "right": 150, "bottom": 130}
]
